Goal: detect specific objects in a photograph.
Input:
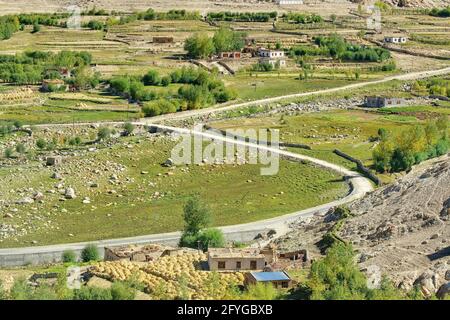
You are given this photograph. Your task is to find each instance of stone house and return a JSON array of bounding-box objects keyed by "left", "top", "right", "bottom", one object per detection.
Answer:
[
  {"left": 219, "top": 51, "right": 242, "bottom": 59},
  {"left": 153, "top": 36, "right": 174, "bottom": 44},
  {"left": 208, "top": 248, "right": 267, "bottom": 271},
  {"left": 364, "top": 96, "right": 406, "bottom": 108}
]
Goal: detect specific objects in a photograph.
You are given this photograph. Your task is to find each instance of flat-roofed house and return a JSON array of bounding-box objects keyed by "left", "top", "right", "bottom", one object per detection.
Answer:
[
  {"left": 364, "top": 96, "right": 406, "bottom": 108},
  {"left": 258, "top": 48, "right": 287, "bottom": 68},
  {"left": 208, "top": 248, "right": 266, "bottom": 271},
  {"left": 219, "top": 51, "right": 242, "bottom": 59},
  {"left": 384, "top": 36, "right": 407, "bottom": 44},
  {"left": 245, "top": 271, "right": 294, "bottom": 289}
]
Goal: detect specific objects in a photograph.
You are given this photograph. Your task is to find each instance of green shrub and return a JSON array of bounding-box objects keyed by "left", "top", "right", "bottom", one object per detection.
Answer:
[
  {"left": 73, "top": 286, "right": 112, "bottom": 300},
  {"left": 15, "top": 143, "right": 26, "bottom": 154},
  {"left": 143, "top": 70, "right": 161, "bottom": 86},
  {"left": 123, "top": 122, "right": 135, "bottom": 136},
  {"left": 4, "top": 147, "right": 14, "bottom": 158},
  {"left": 62, "top": 250, "right": 77, "bottom": 263},
  {"left": 97, "top": 127, "right": 112, "bottom": 141},
  {"left": 197, "top": 228, "right": 225, "bottom": 250},
  {"left": 81, "top": 244, "right": 100, "bottom": 262},
  {"left": 110, "top": 282, "right": 135, "bottom": 300}
]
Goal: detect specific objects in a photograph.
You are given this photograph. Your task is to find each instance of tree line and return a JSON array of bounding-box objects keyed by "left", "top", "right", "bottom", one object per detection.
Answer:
[
  {"left": 373, "top": 116, "right": 449, "bottom": 173},
  {"left": 0, "top": 51, "right": 99, "bottom": 89},
  {"left": 184, "top": 28, "right": 246, "bottom": 59},
  {"left": 281, "top": 12, "right": 323, "bottom": 24},
  {"left": 206, "top": 11, "right": 277, "bottom": 22},
  {"left": 109, "top": 66, "right": 236, "bottom": 117}
]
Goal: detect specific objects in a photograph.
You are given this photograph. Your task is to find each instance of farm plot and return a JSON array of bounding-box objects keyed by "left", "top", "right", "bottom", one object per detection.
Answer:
[{"left": 91, "top": 252, "right": 245, "bottom": 300}]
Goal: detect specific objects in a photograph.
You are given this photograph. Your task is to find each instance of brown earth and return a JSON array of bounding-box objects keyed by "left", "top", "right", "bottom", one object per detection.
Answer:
[{"left": 274, "top": 154, "right": 450, "bottom": 295}]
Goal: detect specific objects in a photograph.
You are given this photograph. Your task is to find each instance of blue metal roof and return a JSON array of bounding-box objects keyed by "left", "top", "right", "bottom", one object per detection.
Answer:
[{"left": 251, "top": 272, "right": 290, "bottom": 282}]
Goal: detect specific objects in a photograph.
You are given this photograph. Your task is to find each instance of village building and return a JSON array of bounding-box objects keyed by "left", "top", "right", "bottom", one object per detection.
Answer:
[
  {"left": 208, "top": 248, "right": 267, "bottom": 271},
  {"left": 275, "top": 0, "right": 304, "bottom": 5},
  {"left": 384, "top": 36, "right": 407, "bottom": 44},
  {"left": 245, "top": 271, "right": 294, "bottom": 289},
  {"left": 219, "top": 51, "right": 242, "bottom": 59},
  {"left": 153, "top": 36, "right": 174, "bottom": 44},
  {"left": 258, "top": 48, "right": 287, "bottom": 68},
  {"left": 41, "top": 79, "right": 66, "bottom": 92},
  {"left": 364, "top": 96, "right": 406, "bottom": 108}
]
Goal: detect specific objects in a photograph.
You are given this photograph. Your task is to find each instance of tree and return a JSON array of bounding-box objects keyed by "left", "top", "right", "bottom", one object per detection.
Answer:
[
  {"left": 81, "top": 244, "right": 100, "bottom": 262},
  {"left": 182, "top": 196, "right": 210, "bottom": 235},
  {"left": 212, "top": 27, "right": 245, "bottom": 53},
  {"left": 184, "top": 33, "right": 215, "bottom": 59},
  {"left": 307, "top": 243, "right": 369, "bottom": 300},
  {"left": 143, "top": 69, "right": 161, "bottom": 86}
]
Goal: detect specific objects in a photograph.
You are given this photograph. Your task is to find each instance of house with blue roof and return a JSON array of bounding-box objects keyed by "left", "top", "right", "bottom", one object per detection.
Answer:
[{"left": 245, "top": 271, "right": 294, "bottom": 289}]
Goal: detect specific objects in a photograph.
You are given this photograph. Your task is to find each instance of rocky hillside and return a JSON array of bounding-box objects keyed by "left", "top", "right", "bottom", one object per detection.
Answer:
[{"left": 274, "top": 154, "right": 450, "bottom": 297}]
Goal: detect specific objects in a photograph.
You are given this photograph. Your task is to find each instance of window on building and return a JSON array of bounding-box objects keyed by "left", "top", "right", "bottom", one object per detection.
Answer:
[
  {"left": 250, "top": 260, "right": 257, "bottom": 270},
  {"left": 236, "top": 261, "right": 241, "bottom": 269},
  {"left": 282, "top": 281, "right": 289, "bottom": 288},
  {"left": 218, "top": 261, "right": 226, "bottom": 269}
]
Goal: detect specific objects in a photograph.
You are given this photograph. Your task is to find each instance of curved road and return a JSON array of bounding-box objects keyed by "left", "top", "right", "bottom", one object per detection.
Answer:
[
  {"left": 1, "top": 66, "right": 449, "bottom": 266},
  {"left": 0, "top": 124, "right": 373, "bottom": 266}
]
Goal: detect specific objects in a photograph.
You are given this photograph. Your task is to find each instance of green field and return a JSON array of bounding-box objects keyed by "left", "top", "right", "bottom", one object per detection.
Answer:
[
  {"left": 211, "top": 106, "right": 450, "bottom": 182},
  {"left": 0, "top": 134, "right": 347, "bottom": 247}
]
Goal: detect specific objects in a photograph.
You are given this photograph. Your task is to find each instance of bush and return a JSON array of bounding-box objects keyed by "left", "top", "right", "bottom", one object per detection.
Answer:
[
  {"left": 97, "top": 127, "right": 112, "bottom": 141},
  {"left": 73, "top": 286, "right": 112, "bottom": 300},
  {"left": 13, "top": 120, "right": 23, "bottom": 128},
  {"left": 110, "top": 282, "right": 135, "bottom": 300},
  {"left": 62, "top": 250, "right": 77, "bottom": 263},
  {"left": 197, "top": 228, "right": 225, "bottom": 250},
  {"left": 81, "top": 244, "right": 100, "bottom": 262},
  {"left": 161, "top": 76, "right": 171, "bottom": 87},
  {"left": 35, "top": 138, "right": 46, "bottom": 150},
  {"left": 123, "top": 122, "right": 135, "bottom": 136},
  {"left": 142, "top": 99, "right": 177, "bottom": 117},
  {"left": 15, "top": 143, "right": 26, "bottom": 154},
  {"left": 4, "top": 147, "right": 13, "bottom": 158},
  {"left": 143, "top": 70, "right": 161, "bottom": 86}
]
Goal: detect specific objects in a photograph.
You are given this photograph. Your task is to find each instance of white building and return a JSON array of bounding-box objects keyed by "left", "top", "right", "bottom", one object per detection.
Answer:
[
  {"left": 258, "top": 49, "right": 286, "bottom": 68},
  {"left": 275, "top": 0, "right": 304, "bottom": 5},
  {"left": 384, "top": 36, "right": 407, "bottom": 44},
  {"left": 258, "top": 49, "right": 285, "bottom": 58}
]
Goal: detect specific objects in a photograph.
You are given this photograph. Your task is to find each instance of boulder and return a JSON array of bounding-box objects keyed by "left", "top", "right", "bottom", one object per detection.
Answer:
[
  {"left": 437, "top": 282, "right": 450, "bottom": 299},
  {"left": 64, "top": 188, "right": 76, "bottom": 199},
  {"left": 46, "top": 156, "right": 62, "bottom": 166},
  {"left": 163, "top": 158, "right": 174, "bottom": 167},
  {"left": 16, "top": 197, "right": 34, "bottom": 205},
  {"left": 414, "top": 270, "right": 441, "bottom": 297}
]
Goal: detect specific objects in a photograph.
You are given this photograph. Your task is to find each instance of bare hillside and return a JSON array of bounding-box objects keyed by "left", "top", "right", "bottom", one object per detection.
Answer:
[{"left": 275, "top": 154, "right": 450, "bottom": 295}]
